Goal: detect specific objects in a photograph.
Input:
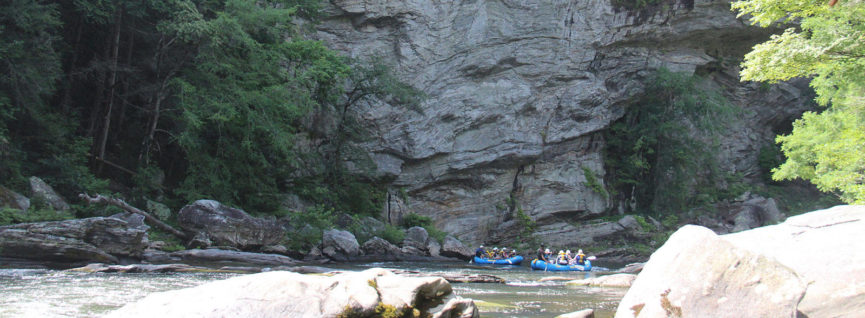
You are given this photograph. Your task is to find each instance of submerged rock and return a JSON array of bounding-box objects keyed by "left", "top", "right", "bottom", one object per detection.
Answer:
[
  {"left": 105, "top": 268, "right": 475, "bottom": 318},
  {"left": 615, "top": 225, "right": 806, "bottom": 318},
  {"left": 0, "top": 217, "right": 148, "bottom": 264},
  {"left": 177, "top": 200, "right": 283, "bottom": 250}
]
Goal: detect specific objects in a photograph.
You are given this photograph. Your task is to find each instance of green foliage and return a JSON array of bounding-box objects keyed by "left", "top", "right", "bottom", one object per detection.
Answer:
[
  {"left": 401, "top": 213, "right": 433, "bottom": 228},
  {"left": 282, "top": 205, "right": 336, "bottom": 251},
  {"left": 173, "top": 0, "right": 350, "bottom": 212},
  {"left": 758, "top": 143, "right": 784, "bottom": 183},
  {"left": 377, "top": 224, "right": 406, "bottom": 245},
  {"left": 513, "top": 205, "right": 540, "bottom": 247},
  {"left": 604, "top": 69, "right": 737, "bottom": 214},
  {"left": 632, "top": 215, "right": 655, "bottom": 232},
  {"left": 0, "top": 207, "right": 74, "bottom": 226},
  {"left": 733, "top": 0, "right": 865, "bottom": 203},
  {"left": 148, "top": 229, "right": 186, "bottom": 252},
  {"left": 661, "top": 214, "right": 679, "bottom": 229},
  {"left": 400, "top": 213, "right": 446, "bottom": 243},
  {"left": 581, "top": 166, "right": 608, "bottom": 199}
]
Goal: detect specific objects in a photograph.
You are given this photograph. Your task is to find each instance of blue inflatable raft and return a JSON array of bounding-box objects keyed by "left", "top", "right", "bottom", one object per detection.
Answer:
[
  {"left": 472, "top": 255, "right": 524, "bottom": 265},
  {"left": 530, "top": 259, "right": 592, "bottom": 271}
]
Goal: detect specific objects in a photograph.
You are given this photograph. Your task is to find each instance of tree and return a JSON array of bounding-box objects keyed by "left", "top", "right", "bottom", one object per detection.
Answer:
[
  {"left": 732, "top": 0, "right": 865, "bottom": 203},
  {"left": 172, "top": 0, "right": 350, "bottom": 211}
]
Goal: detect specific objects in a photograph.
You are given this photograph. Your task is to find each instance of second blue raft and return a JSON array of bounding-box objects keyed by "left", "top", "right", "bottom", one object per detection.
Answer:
[
  {"left": 530, "top": 259, "right": 592, "bottom": 271},
  {"left": 472, "top": 255, "right": 524, "bottom": 265}
]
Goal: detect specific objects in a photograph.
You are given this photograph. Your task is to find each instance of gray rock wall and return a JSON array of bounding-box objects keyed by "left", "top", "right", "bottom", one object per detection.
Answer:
[{"left": 314, "top": 0, "right": 813, "bottom": 244}]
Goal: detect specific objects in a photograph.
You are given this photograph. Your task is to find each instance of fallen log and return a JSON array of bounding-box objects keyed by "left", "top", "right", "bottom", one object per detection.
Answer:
[{"left": 79, "top": 193, "right": 187, "bottom": 240}]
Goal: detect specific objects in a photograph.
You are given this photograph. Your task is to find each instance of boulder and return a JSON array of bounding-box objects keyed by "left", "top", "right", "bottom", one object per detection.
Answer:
[
  {"left": 109, "top": 212, "right": 149, "bottom": 231},
  {"left": 428, "top": 239, "right": 441, "bottom": 257},
  {"left": 615, "top": 225, "right": 806, "bottom": 318},
  {"left": 361, "top": 236, "right": 401, "bottom": 256},
  {"left": 403, "top": 226, "right": 430, "bottom": 250},
  {"left": 0, "top": 217, "right": 148, "bottom": 263},
  {"left": 28, "top": 177, "right": 70, "bottom": 211},
  {"left": 176, "top": 200, "right": 284, "bottom": 250},
  {"left": 433, "top": 297, "right": 479, "bottom": 318},
  {"left": 168, "top": 249, "right": 297, "bottom": 266},
  {"left": 723, "top": 205, "right": 865, "bottom": 318},
  {"left": 617, "top": 263, "right": 645, "bottom": 274},
  {"left": 440, "top": 235, "right": 473, "bottom": 260},
  {"left": 401, "top": 245, "right": 426, "bottom": 256},
  {"left": 321, "top": 229, "right": 361, "bottom": 261},
  {"left": 730, "top": 205, "right": 761, "bottom": 233},
  {"left": 105, "top": 268, "right": 472, "bottom": 317},
  {"left": 0, "top": 185, "right": 30, "bottom": 211},
  {"left": 261, "top": 245, "right": 288, "bottom": 255},
  {"left": 556, "top": 309, "right": 595, "bottom": 318},
  {"left": 565, "top": 274, "right": 636, "bottom": 288}
]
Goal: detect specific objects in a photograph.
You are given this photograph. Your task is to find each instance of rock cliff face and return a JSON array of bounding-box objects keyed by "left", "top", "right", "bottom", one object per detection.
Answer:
[{"left": 315, "top": 0, "right": 813, "bottom": 244}]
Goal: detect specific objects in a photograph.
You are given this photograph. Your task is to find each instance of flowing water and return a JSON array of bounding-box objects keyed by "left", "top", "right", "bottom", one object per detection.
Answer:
[{"left": 0, "top": 261, "right": 626, "bottom": 317}]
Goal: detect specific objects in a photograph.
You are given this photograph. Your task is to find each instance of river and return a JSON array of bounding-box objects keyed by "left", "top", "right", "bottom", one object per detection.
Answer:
[{"left": 0, "top": 261, "right": 626, "bottom": 317}]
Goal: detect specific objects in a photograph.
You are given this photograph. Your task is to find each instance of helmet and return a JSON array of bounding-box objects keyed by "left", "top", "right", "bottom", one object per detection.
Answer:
[
  {"left": 578, "top": 249, "right": 583, "bottom": 254},
  {"left": 559, "top": 250, "right": 565, "bottom": 255},
  {"left": 493, "top": 247, "right": 498, "bottom": 250},
  {"left": 480, "top": 245, "right": 484, "bottom": 248},
  {"left": 566, "top": 250, "right": 571, "bottom": 254},
  {"left": 544, "top": 248, "right": 551, "bottom": 253}
]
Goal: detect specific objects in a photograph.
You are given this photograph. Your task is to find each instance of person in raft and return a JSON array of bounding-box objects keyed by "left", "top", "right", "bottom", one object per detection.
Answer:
[
  {"left": 555, "top": 250, "right": 570, "bottom": 265},
  {"left": 575, "top": 249, "right": 587, "bottom": 265},
  {"left": 489, "top": 247, "right": 499, "bottom": 259},
  {"left": 475, "top": 245, "right": 486, "bottom": 258},
  {"left": 544, "top": 248, "right": 553, "bottom": 262},
  {"left": 536, "top": 244, "right": 548, "bottom": 262}
]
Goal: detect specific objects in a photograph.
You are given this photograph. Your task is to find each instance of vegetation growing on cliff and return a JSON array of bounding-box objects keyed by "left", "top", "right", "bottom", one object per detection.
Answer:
[
  {"left": 733, "top": 0, "right": 865, "bottom": 203},
  {"left": 604, "top": 69, "right": 737, "bottom": 215},
  {"left": 0, "top": 0, "right": 421, "bottom": 219}
]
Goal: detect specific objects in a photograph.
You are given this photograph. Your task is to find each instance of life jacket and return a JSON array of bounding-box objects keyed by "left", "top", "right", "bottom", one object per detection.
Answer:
[
  {"left": 557, "top": 256, "right": 568, "bottom": 265},
  {"left": 576, "top": 254, "right": 586, "bottom": 264}
]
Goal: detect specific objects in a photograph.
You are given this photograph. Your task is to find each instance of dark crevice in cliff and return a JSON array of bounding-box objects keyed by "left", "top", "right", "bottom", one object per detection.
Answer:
[{"left": 506, "top": 165, "right": 525, "bottom": 217}]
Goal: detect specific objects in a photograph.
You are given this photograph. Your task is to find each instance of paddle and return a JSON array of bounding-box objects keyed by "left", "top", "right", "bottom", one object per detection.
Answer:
[{"left": 587, "top": 256, "right": 597, "bottom": 261}]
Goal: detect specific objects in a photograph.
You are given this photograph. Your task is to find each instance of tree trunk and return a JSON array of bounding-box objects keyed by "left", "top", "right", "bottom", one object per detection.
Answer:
[
  {"left": 78, "top": 193, "right": 188, "bottom": 240},
  {"left": 97, "top": 9, "right": 123, "bottom": 174}
]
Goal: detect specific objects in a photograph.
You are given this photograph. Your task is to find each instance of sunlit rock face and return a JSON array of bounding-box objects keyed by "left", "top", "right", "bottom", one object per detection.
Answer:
[{"left": 315, "top": 0, "right": 812, "bottom": 244}]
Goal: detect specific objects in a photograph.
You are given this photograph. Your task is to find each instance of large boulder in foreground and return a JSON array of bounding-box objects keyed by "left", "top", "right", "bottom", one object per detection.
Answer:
[
  {"left": 106, "top": 268, "right": 478, "bottom": 318},
  {"left": 177, "top": 200, "right": 283, "bottom": 250},
  {"left": 615, "top": 225, "right": 806, "bottom": 318},
  {"left": 723, "top": 205, "right": 865, "bottom": 317},
  {"left": 0, "top": 217, "right": 148, "bottom": 263}
]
